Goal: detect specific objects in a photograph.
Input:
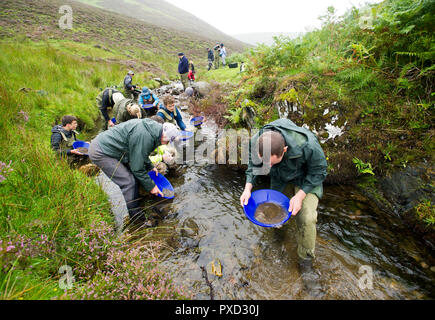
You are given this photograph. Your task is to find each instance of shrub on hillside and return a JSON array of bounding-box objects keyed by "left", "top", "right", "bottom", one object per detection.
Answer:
[{"left": 64, "top": 221, "right": 191, "bottom": 300}]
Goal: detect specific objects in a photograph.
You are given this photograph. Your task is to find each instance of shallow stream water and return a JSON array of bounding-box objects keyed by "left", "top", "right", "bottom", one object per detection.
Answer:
[{"left": 96, "top": 94, "right": 435, "bottom": 300}]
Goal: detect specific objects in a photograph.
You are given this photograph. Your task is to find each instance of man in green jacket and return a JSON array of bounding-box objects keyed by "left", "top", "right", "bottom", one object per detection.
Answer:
[
  {"left": 88, "top": 119, "right": 180, "bottom": 223},
  {"left": 240, "top": 118, "right": 327, "bottom": 296}
]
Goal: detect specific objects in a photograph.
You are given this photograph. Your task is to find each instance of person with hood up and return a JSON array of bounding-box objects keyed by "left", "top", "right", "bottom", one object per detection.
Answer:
[
  {"left": 88, "top": 119, "right": 180, "bottom": 223},
  {"left": 240, "top": 118, "right": 328, "bottom": 297}
]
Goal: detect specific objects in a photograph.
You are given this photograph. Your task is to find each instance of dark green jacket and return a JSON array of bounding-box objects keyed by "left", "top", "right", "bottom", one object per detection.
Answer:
[
  {"left": 112, "top": 98, "right": 140, "bottom": 124},
  {"left": 246, "top": 118, "right": 327, "bottom": 199},
  {"left": 95, "top": 118, "right": 163, "bottom": 191}
]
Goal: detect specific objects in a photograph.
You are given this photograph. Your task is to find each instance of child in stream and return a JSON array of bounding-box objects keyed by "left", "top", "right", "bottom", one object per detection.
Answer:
[{"left": 149, "top": 115, "right": 177, "bottom": 175}]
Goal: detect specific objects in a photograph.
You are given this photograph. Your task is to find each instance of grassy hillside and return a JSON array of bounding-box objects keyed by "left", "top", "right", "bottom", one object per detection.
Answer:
[
  {"left": 0, "top": 0, "right": 208, "bottom": 300},
  {"left": 0, "top": 0, "right": 244, "bottom": 76},
  {"left": 76, "top": 0, "right": 247, "bottom": 51},
  {"left": 0, "top": 38, "right": 193, "bottom": 300}
]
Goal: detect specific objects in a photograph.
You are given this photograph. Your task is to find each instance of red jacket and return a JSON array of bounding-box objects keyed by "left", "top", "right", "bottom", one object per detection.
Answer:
[{"left": 188, "top": 70, "right": 195, "bottom": 81}]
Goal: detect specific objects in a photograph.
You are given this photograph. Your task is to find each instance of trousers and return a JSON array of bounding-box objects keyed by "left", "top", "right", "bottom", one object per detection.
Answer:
[
  {"left": 282, "top": 184, "right": 319, "bottom": 260},
  {"left": 88, "top": 141, "right": 143, "bottom": 220}
]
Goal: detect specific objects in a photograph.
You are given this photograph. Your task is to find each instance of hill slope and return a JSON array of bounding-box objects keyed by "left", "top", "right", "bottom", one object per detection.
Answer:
[
  {"left": 76, "top": 0, "right": 247, "bottom": 51},
  {"left": 0, "top": 0, "right": 202, "bottom": 300},
  {"left": 0, "top": 0, "right": 245, "bottom": 78}
]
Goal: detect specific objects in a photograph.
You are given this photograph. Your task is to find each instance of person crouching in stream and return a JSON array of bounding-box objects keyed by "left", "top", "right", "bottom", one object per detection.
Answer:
[
  {"left": 156, "top": 95, "right": 187, "bottom": 131},
  {"left": 112, "top": 98, "right": 143, "bottom": 125},
  {"left": 148, "top": 115, "right": 177, "bottom": 175},
  {"left": 139, "top": 87, "right": 160, "bottom": 116},
  {"left": 239, "top": 118, "right": 328, "bottom": 297},
  {"left": 88, "top": 119, "right": 180, "bottom": 224}
]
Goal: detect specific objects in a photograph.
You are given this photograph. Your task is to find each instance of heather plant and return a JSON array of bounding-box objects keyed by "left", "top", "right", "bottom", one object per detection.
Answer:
[
  {"left": 66, "top": 224, "right": 192, "bottom": 300},
  {"left": 70, "top": 221, "right": 119, "bottom": 282},
  {"left": 0, "top": 233, "right": 58, "bottom": 300},
  {"left": 0, "top": 234, "right": 55, "bottom": 273},
  {"left": 0, "top": 161, "right": 13, "bottom": 183},
  {"left": 71, "top": 246, "right": 191, "bottom": 300}
]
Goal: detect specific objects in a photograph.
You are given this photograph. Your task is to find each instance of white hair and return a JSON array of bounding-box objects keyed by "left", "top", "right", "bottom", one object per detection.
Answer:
[{"left": 162, "top": 123, "right": 179, "bottom": 142}]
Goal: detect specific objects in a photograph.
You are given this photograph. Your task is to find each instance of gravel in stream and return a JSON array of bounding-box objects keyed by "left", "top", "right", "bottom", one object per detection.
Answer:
[
  {"left": 162, "top": 188, "right": 175, "bottom": 198},
  {"left": 76, "top": 147, "right": 89, "bottom": 154},
  {"left": 254, "top": 202, "right": 287, "bottom": 225}
]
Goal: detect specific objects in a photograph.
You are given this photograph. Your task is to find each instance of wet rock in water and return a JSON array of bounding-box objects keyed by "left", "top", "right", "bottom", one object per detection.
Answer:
[
  {"left": 77, "top": 147, "right": 89, "bottom": 154},
  {"left": 181, "top": 238, "right": 200, "bottom": 249},
  {"left": 171, "top": 88, "right": 181, "bottom": 95},
  {"left": 191, "top": 81, "right": 212, "bottom": 98},
  {"left": 181, "top": 218, "right": 199, "bottom": 237},
  {"left": 430, "top": 266, "right": 435, "bottom": 273},
  {"left": 254, "top": 202, "right": 287, "bottom": 225},
  {"left": 162, "top": 188, "right": 174, "bottom": 198}
]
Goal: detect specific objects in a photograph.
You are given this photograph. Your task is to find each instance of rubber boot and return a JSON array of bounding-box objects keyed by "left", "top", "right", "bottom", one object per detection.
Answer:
[{"left": 298, "top": 258, "right": 324, "bottom": 298}]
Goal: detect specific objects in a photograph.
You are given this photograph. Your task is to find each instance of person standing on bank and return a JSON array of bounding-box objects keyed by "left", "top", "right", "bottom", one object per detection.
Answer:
[
  {"left": 177, "top": 53, "right": 189, "bottom": 91},
  {"left": 239, "top": 118, "right": 328, "bottom": 296},
  {"left": 220, "top": 43, "right": 227, "bottom": 67},
  {"left": 207, "top": 48, "right": 214, "bottom": 71},
  {"left": 88, "top": 119, "right": 180, "bottom": 222},
  {"left": 188, "top": 61, "right": 195, "bottom": 85},
  {"left": 213, "top": 43, "right": 221, "bottom": 69}
]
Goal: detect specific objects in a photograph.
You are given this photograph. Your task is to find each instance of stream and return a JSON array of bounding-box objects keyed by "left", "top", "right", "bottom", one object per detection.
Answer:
[{"left": 95, "top": 86, "right": 435, "bottom": 300}]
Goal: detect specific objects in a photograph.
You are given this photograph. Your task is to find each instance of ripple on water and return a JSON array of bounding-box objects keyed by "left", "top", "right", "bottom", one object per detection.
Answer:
[{"left": 109, "top": 106, "right": 435, "bottom": 300}]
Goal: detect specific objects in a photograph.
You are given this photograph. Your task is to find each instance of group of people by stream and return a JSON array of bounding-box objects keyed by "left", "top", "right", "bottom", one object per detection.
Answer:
[{"left": 50, "top": 48, "right": 333, "bottom": 297}]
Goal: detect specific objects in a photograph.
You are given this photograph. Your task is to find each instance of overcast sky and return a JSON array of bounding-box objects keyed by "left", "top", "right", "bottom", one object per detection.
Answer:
[{"left": 165, "top": 0, "right": 383, "bottom": 35}]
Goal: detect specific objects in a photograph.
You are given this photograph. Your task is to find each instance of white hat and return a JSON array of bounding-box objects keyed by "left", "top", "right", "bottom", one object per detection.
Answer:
[{"left": 162, "top": 123, "right": 179, "bottom": 143}]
